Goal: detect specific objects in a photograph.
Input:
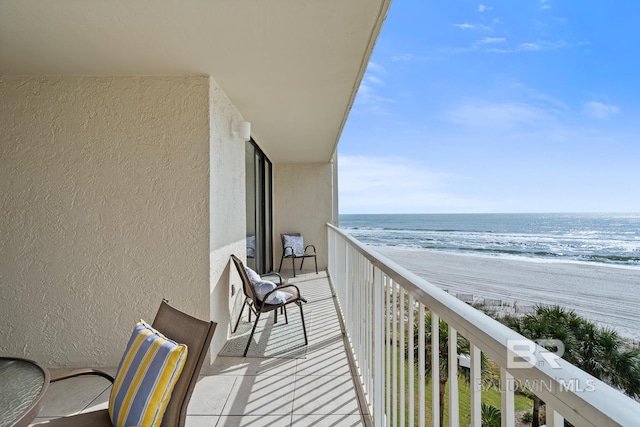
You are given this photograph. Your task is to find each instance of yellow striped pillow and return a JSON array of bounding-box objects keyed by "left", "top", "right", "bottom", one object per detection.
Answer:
[{"left": 109, "top": 320, "right": 188, "bottom": 427}]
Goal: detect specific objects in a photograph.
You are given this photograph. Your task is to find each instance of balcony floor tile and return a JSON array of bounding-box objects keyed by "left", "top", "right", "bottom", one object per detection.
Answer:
[
  {"left": 187, "top": 375, "right": 238, "bottom": 415},
  {"left": 216, "top": 415, "right": 292, "bottom": 426},
  {"left": 35, "top": 375, "right": 112, "bottom": 417},
  {"left": 221, "top": 375, "right": 296, "bottom": 416},
  {"left": 292, "top": 374, "right": 362, "bottom": 416},
  {"left": 208, "top": 356, "right": 298, "bottom": 377},
  {"left": 291, "top": 414, "right": 364, "bottom": 426}
]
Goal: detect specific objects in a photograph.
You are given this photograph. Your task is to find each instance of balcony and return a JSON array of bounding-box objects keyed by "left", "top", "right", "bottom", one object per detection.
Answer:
[
  {"left": 32, "top": 225, "right": 640, "bottom": 426},
  {"left": 30, "top": 272, "right": 370, "bottom": 426}
]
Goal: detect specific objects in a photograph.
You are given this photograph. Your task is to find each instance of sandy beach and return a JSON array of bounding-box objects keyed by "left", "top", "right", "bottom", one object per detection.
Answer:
[{"left": 373, "top": 246, "right": 640, "bottom": 342}]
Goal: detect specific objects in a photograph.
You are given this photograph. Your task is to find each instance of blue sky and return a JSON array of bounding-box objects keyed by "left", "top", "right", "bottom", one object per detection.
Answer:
[{"left": 338, "top": 0, "right": 640, "bottom": 214}]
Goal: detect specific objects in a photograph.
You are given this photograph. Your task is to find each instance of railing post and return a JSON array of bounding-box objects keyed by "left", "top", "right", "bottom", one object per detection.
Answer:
[
  {"left": 432, "top": 313, "right": 440, "bottom": 427},
  {"left": 470, "top": 345, "right": 482, "bottom": 427},
  {"left": 400, "top": 288, "right": 406, "bottom": 427},
  {"left": 448, "top": 326, "right": 459, "bottom": 427},
  {"left": 352, "top": 251, "right": 360, "bottom": 380},
  {"left": 373, "top": 266, "right": 384, "bottom": 426},
  {"left": 500, "top": 368, "right": 515, "bottom": 427},
  {"left": 366, "top": 257, "right": 371, "bottom": 396},
  {"left": 392, "top": 281, "right": 398, "bottom": 427},
  {"left": 418, "top": 303, "right": 425, "bottom": 427},
  {"left": 327, "top": 228, "right": 332, "bottom": 277},
  {"left": 409, "top": 294, "right": 415, "bottom": 427},
  {"left": 348, "top": 248, "right": 354, "bottom": 343},
  {"left": 546, "top": 408, "right": 564, "bottom": 427},
  {"left": 343, "top": 242, "right": 349, "bottom": 328},
  {"left": 385, "top": 275, "right": 391, "bottom": 427},
  {"left": 367, "top": 261, "right": 373, "bottom": 401}
]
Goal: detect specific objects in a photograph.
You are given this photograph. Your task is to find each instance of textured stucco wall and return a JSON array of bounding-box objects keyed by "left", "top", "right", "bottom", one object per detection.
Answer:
[
  {"left": 0, "top": 76, "right": 211, "bottom": 367},
  {"left": 208, "top": 77, "right": 247, "bottom": 359},
  {"left": 273, "top": 163, "right": 332, "bottom": 272}
]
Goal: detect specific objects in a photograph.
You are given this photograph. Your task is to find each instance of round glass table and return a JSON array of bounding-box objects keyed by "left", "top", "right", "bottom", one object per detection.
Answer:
[{"left": 0, "top": 357, "right": 50, "bottom": 427}]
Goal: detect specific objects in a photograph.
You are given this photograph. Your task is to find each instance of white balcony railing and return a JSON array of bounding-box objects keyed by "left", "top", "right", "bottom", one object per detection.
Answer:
[{"left": 327, "top": 223, "right": 640, "bottom": 427}]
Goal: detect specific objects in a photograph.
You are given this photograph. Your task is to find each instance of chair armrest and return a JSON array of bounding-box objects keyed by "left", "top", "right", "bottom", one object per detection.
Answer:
[
  {"left": 285, "top": 283, "right": 307, "bottom": 304},
  {"left": 268, "top": 271, "right": 285, "bottom": 286},
  {"left": 304, "top": 244, "right": 316, "bottom": 254},
  {"left": 283, "top": 245, "right": 294, "bottom": 257},
  {"left": 262, "top": 271, "right": 285, "bottom": 286},
  {"left": 258, "top": 283, "right": 306, "bottom": 309},
  {"left": 51, "top": 368, "right": 115, "bottom": 383}
]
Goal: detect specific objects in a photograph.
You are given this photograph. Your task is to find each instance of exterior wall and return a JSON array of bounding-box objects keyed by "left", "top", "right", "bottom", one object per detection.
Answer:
[
  {"left": 0, "top": 76, "right": 211, "bottom": 367},
  {"left": 273, "top": 163, "right": 333, "bottom": 273},
  {"left": 208, "top": 77, "right": 247, "bottom": 358}
]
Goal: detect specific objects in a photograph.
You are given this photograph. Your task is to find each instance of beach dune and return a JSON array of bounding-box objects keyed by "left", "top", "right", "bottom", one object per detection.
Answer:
[{"left": 373, "top": 246, "right": 640, "bottom": 342}]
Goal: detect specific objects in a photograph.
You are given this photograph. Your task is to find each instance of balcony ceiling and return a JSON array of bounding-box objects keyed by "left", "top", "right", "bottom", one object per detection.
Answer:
[{"left": 0, "top": 0, "right": 390, "bottom": 163}]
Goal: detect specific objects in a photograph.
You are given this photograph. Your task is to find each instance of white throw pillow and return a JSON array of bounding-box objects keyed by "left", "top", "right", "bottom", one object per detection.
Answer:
[
  {"left": 283, "top": 235, "right": 305, "bottom": 256},
  {"left": 244, "top": 266, "right": 262, "bottom": 284},
  {"left": 253, "top": 280, "right": 292, "bottom": 304}
]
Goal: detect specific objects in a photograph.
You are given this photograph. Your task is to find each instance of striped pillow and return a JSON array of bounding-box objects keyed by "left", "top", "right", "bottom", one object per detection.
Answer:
[{"left": 109, "top": 320, "right": 188, "bottom": 427}]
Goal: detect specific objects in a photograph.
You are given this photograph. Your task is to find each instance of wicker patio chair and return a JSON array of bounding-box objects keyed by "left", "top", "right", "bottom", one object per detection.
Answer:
[
  {"left": 278, "top": 233, "right": 318, "bottom": 277},
  {"left": 33, "top": 300, "right": 216, "bottom": 427},
  {"left": 231, "top": 254, "right": 308, "bottom": 357}
]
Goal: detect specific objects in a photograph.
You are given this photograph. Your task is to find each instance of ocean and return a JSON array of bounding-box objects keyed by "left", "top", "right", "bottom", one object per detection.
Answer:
[{"left": 339, "top": 213, "right": 640, "bottom": 267}]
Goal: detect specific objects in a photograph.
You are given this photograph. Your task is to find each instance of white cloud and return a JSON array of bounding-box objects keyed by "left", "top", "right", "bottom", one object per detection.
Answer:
[
  {"left": 478, "top": 4, "right": 492, "bottom": 12},
  {"left": 511, "top": 83, "right": 569, "bottom": 112},
  {"left": 454, "top": 23, "right": 475, "bottom": 30},
  {"left": 365, "top": 75, "right": 384, "bottom": 86},
  {"left": 540, "top": 5, "right": 552, "bottom": 10},
  {"left": 487, "top": 40, "right": 570, "bottom": 53},
  {"left": 338, "top": 156, "right": 472, "bottom": 214},
  {"left": 453, "top": 23, "right": 493, "bottom": 32},
  {"left": 519, "top": 42, "right": 542, "bottom": 51},
  {"left": 440, "top": 100, "right": 555, "bottom": 129},
  {"left": 367, "top": 61, "right": 385, "bottom": 73},
  {"left": 477, "top": 37, "right": 506, "bottom": 44},
  {"left": 353, "top": 69, "right": 395, "bottom": 115},
  {"left": 582, "top": 102, "right": 620, "bottom": 120},
  {"left": 391, "top": 53, "right": 430, "bottom": 62},
  {"left": 354, "top": 63, "right": 394, "bottom": 114},
  {"left": 392, "top": 53, "right": 412, "bottom": 61}
]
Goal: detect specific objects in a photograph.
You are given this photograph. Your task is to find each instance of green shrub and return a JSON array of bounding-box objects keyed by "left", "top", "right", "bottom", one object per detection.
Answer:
[
  {"left": 481, "top": 402, "right": 501, "bottom": 427},
  {"left": 521, "top": 411, "right": 533, "bottom": 423}
]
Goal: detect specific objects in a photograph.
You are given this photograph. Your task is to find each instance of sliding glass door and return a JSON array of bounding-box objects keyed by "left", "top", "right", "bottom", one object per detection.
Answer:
[{"left": 245, "top": 139, "right": 273, "bottom": 273}]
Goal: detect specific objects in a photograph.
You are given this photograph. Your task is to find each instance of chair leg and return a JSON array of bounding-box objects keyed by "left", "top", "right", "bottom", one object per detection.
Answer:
[
  {"left": 300, "top": 257, "right": 305, "bottom": 270},
  {"left": 275, "top": 306, "right": 290, "bottom": 324},
  {"left": 278, "top": 255, "right": 285, "bottom": 273},
  {"left": 233, "top": 299, "right": 248, "bottom": 333},
  {"left": 243, "top": 311, "right": 262, "bottom": 357},
  {"left": 291, "top": 256, "right": 296, "bottom": 277},
  {"left": 314, "top": 255, "right": 318, "bottom": 274},
  {"left": 298, "top": 302, "right": 308, "bottom": 346}
]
